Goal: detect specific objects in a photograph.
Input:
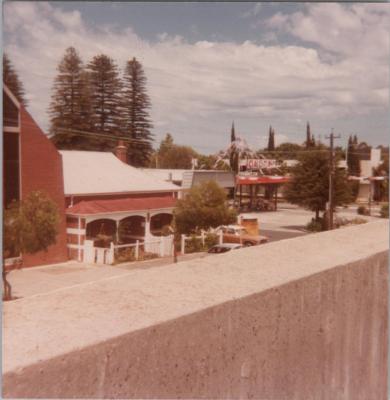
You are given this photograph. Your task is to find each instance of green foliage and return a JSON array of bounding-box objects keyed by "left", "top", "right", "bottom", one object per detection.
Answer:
[
  {"left": 348, "top": 180, "right": 360, "bottom": 201},
  {"left": 270, "top": 142, "right": 303, "bottom": 161},
  {"left": 305, "top": 218, "right": 323, "bottom": 232},
  {"left": 347, "top": 135, "right": 361, "bottom": 176},
  {"left": 4, "top": 191, "right": 60, "bottom": 258},
  {"left": 123, "top": 57, "right": 154, "bottom": 166},
  {"left": 3, "top": 53, "right": 27, "bottom": 106},
  {"left": 267, "top": 126, "right": 275, "bottom": 151},
  {"left": 380, "top": 203, "right": 389, "bottom": 218},
  {"left": 357, "top": 205, "right": 370, "bottom": 216},
  {"left": 174, "top": 181, "right": 237, "bottom": 234},
  {"left": 185, "top": 235, "right": 203, "bottom": 253},
  {"left": 49, "top": 47, "right": 92, "bottom": 149},
  {"left": 151, "top": 133, "right": 198, "bottom": 169},
  {"left": 204, "top": 233, "right": 219, "bottom": 248},
  {"left": 284, "top": 148, "right": 352, "bottom": 219},
  {"left": 87, "top": 54, "right": 123, "bottom": 150}
]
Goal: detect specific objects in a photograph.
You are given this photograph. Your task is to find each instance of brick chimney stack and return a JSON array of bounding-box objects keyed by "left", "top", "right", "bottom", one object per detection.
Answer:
[{"left": 115, "top": 140, "right": 127, "bottom": 163}]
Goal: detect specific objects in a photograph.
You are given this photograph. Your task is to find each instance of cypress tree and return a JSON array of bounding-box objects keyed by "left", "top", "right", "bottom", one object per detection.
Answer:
[
  {"left": 231, "top": 121, "right": 236, "bottom": 142},
  {"left": 87, "top": 54, "right": 123, "bottom": 151},
  {"left": 268, "top": 126, "right": 275, "bottom": 151},
  {"left": 49, "top": 47, "right": 92, "bottom": 149},
  {"left": 229, "top": 122, "right": 239, "bottom": 173},
  {"left": 305, "top": 122, "right": 312, "bottom": 149},
  {"left": 122, "top": 57, "right": 154, "bottom": 166},
  {"left": 3, "top": 53, "right": 27, "bottom": 106}
]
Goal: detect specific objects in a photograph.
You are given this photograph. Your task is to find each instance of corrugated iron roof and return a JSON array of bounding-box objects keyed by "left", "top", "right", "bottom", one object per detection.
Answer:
[{"left": 60, "top": 151, "right": 180, "bottom": 196}]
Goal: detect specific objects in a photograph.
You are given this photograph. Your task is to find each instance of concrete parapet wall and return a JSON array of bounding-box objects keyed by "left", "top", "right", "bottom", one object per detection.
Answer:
[{"left": 3, "top": 221, "right": 389, "bottom": 399}]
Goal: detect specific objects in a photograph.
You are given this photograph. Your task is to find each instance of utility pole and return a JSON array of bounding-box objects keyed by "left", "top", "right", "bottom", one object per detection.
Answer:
[{"left": 325, "top": 130, "right": 341, "bottom": 230}]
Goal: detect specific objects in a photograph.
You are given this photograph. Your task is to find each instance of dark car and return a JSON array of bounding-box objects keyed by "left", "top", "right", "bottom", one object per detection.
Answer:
[{"left": 207, "top": 243, "right": 243, "bottom": 254}]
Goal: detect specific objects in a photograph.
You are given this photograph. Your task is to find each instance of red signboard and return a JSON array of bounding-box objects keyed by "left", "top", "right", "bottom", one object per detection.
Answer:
[{"left": 240, "top": 159, "right": 279, "bottom": 170}]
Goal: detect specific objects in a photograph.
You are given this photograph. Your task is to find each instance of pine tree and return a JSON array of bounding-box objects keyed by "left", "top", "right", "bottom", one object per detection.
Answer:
[
  {"left": 3, "top": 53, "right": 27, "bottom": 106},
  {"left": 87, "top": 54, "right": 123, "bottom": 151},
  {"left": 49, "top": 47, "right": 92, "bottom": 149},
  {"left": 268, "top": 126, "right": 275, "bottom": 151},
  {"left": 122, "top": 57, "right": 154, "bottom": 166},
  {"left": 353, "top": 134, "right": 358, "bottom": 145}
]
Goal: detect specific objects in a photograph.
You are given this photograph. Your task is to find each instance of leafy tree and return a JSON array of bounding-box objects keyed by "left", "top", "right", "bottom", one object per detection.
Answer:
[
  {"left": 49, "top": 47, "right": 92, "bottom": 149},
  {"left": 151, "top": 133, "right": 198, "bottom": 169},
  {"left": 174, "top": 181, "right": 237, "bottom": 234},
  {"left": 284, "top": 148, "right": 352, "bottom": 222},
  {"left": 3, "top": 53, "right": 27, "bottom": 106},
  {"left": 3, "top": 191, "right": 60, "bottom": 300},
  {"left": 373, "top": 154, "right": 389, "bottom": 201},
  {"left": 272, "top": 142, "right": 303, "bottom": 161},
  {"left": 267, "top": 126, "right": 275, "bottom": 151},
  {"left": 122, "top": 57, "right": 154, "bottom": 166},
  {"left": 87, "top": 54, "right": 123, "bottom": 150}
]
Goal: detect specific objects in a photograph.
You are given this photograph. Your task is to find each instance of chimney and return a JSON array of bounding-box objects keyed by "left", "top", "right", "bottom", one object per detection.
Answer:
[{"left": 115, "top": 140, "right": 127, "bottom": 163}]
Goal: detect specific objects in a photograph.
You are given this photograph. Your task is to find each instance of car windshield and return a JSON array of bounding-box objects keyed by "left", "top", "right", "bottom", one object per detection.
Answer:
[{"left": 237, "top": 228, "right": 248, "bottom": 234}]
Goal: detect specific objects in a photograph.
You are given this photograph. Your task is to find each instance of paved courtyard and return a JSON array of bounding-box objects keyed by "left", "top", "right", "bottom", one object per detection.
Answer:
[{"left": 7, "top": 203, "right": 383, "bottom": 300}]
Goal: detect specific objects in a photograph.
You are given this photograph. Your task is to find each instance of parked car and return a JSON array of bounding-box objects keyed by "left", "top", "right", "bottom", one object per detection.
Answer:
[
  {"left": 208, "top": 243, "right": 242, "bottom": 254},
  {"left": 214, "top": 225, "right": 268, "bottom": 246}
]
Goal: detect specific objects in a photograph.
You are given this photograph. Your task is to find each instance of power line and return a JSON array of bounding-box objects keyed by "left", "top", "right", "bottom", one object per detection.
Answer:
[{"left": 55, "top": 128, "right": 151, "bottom": 144}]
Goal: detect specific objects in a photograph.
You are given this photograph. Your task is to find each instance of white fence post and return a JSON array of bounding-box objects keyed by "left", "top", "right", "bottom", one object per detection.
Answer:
[
  {"left": 108, "top": 242, "right": 115, "bottom": 265},
  {"left": 135, "top": 240, "right": 139, "bottom": 260},
  {"left": 201, "top": 230, "right": 205, "bottom": 246},
  {"left": 160, "top": 238, "right": 164, "bottom": 257},
  {"left": 181, "top": 234, "right": 186, "bottom": 255},
  {"left": 219, "top": 230, "right": 223, "bottom": 244}
]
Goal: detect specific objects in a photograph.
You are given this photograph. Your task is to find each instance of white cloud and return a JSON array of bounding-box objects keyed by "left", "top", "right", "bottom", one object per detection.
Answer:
[{"left": 3, "top": 2, "right": 389, "bottom": 152}]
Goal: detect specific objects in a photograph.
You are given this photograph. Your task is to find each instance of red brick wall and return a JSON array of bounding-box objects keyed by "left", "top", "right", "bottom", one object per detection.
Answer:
[{"left": 19, "top": 107, "right": 68, "bottom": 267}]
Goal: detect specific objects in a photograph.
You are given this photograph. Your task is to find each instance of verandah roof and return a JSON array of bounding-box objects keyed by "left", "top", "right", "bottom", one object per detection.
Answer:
[{"left": 66, "top": 196, "right": 177, "bottom": 216}]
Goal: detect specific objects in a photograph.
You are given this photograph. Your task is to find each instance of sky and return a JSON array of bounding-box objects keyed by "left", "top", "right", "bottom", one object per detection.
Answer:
[{"left": 3, "top": 2, "right": 390, "bottom": 154}]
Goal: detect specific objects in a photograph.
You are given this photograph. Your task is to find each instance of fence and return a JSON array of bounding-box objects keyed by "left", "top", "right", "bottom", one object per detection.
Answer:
[
  {"left": 181, "top": 230, "right": 223, "bottom": 255},
  {"left": 83, "top": 236, "right": 174, "bottom": 265}
]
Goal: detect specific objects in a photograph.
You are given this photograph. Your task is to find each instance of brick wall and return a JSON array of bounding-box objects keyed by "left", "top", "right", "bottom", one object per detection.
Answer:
[{"left": 19, "top": 107, "right": 68, "bottom": 267}]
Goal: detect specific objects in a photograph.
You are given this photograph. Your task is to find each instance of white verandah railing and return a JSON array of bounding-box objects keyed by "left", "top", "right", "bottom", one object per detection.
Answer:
[{"left": 83, "top": 235, "right": 174, "bottom": 265}]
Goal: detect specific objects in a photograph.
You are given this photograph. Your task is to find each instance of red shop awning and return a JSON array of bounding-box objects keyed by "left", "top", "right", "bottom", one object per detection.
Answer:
[{"left": 236, "top": 176, "right": 290, "bottom": 185}]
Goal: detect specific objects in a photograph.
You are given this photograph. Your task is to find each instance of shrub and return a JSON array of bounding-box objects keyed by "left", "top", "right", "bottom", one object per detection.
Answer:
[
  {"left": 349, "top": 217, "right": 368, "bottom": 225},
  {"left": 204, "top": 233, "right": 219, "bottom": 249},
  {"left": 357, "top": 205, "right": 369, "bottom": 215},
  {"left": 380, "top": 203, "right": 389, "bottom": 218},
  {"left": 114, "top": 247, "right": 136, "bottom": 264},
  {"left": 185, "top": 235, "right": 203, "bottom": 253},
  {"left": 305, "top": 218, "right": 324, "bottom": 232}
]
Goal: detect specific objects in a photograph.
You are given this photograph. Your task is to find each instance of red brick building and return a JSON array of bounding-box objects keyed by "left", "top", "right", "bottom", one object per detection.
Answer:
[
  {"left": 3, "top": 85, "right": 68, "bottom": 267},
  {"left": 4, "top": 85, "right": 179, "bottom": 267}
]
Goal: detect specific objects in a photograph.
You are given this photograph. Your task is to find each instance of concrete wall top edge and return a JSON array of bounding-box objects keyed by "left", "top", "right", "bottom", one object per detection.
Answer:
[{"left": 3, "top": 220, "right": 389, "bottom": 374}]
